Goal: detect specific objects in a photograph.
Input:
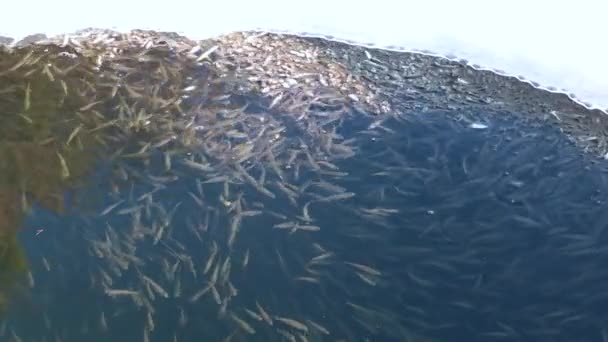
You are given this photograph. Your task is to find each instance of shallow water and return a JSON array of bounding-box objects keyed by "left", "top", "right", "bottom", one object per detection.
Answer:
[
  {"left": 2, "top": 1, "right": 607, "bottom": 110},
  {"left": 2, "top": 41, "right": 608, "bottom": 342}
]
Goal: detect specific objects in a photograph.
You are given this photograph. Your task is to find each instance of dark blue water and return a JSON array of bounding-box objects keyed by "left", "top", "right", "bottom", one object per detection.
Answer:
[{"left": 3, "top": 105, "right": 608, "bottom": 342}]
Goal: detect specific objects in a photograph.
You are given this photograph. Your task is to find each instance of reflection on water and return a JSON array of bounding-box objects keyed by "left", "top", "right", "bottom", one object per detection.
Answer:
[
  {"left": 2, "top": 33, "right": 608, "bottom": 342},
  {"left": 0, "top": 45, "right": 105, "bottom": 316}
]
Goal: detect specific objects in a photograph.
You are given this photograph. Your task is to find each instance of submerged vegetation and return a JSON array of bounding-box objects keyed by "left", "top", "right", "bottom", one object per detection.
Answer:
[
  {"left": 0, "top": 46, "right": 102, "bottom": 312},
  {"left": 0, "top": 36, "right": 234, "bottom": 313},
  {"left": 0, "top": 231, "right": 26, "bottom": 313}
]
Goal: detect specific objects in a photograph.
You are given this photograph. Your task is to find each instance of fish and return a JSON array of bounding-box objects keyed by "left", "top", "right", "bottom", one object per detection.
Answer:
[
  {"left": 18, "top": 113, "right": 32, "bottom": 123},
  {"left": 274, "top": 316, "right": 309, "bottom": 333},
  {"left": 142, "top": 275, "right": 168, "bottom": 298},
  {"left": 227, "top": 215, "right": 241, "bottom": 248},
  {"left": 146, "top": 311, "right": 155, "bottom": 332},
  {"left": 189, "top": 282, "right": 213, "bottom": 303},
  {"left": 79, "top": 100, "right": 103, "bottom": 112},
  {"left": 105, "top": 289, "right": 140, "bottom": 298},
  {"left": 164, "top": 152, "right": 172, "bottom": 171},
  {"left": 66, "top": 124, "right": 84, "bottom": 146},
  {"left": 291, "top": 224, "right": 321, "bottom": 233},
  {"left": 356, "top": 272, "right": 378, "bottom": 286},
  {"left": 143, "top": 326, "right": 150, "bottom": 342},
  {"left": 244, "top": 308, "right": 263, "bottom": 321},
  {"left": 276, "top": 329, "right": 296, "bottom": 342},
  {"left": 219, "top": 256, "right": 232, "bottom": 285},
  {"left": 299, "top": 201, "right": 313, "bottom": 222},
  {"left": 306, "top": 319, "right": 330, "bottom": 335},
  {"left": 60, "top": 79, "right": 68, "bottom": 96},
  {"left": 317, "top": 192, "right": 355, "bottom": 202},
  {"left": 407, "top": 269, "right": 434, "bottom": 288},
  {"left": 27, "top": 271, "right": 35, "bottom": 288},
  {"left": 204, "top": 242, "right": 218, "bottom": 274},
  {"left": 153, "top": 222, "right": 166, "bottom": 245},
  {"left": 9, "top": 329, "right": 23, "bottom": 342},
  {"left": 273, "top": 221, "right": 297, "bottom": 230},
  {"left": 23, "top": 82, "right": 31, "bottom": 111},
  {"left": 296, "top": 333, "right": 309, "bottom": 342},
  {"left": 99, "top": 311, "right": 108, "bottom": 332},
  {"left": 210, "top": 285, "right": 221, "bottom": 305},
  {"left": 294, "top": 276, "right": 320, "bottom": 284},
  {"left": 234, "top": 163, "right": 276, "bottom": 198},
  {"left": 100, "top": 200, "right": 125, "bottom": 216},
  {"left": 42, "top": 64, "right": 55, "bottom": 82},
  {"left": 0, "top": 50, "right": 33, "bottom": 75},
  {"left": 256, "top": 301, "right": 273, "bottom": 326},
  {"left": 182, "top": 158, "right": 214, "bottom": 172},
  {"left": 269, "top": 93, "right": 284, "bottom": 109},
  {"left": 178, "top": 306, "right": 188, "bottom": 327},
  {"left": 228, "top": 281, "right": 238, "bottom": 298},
  {"left": 116, "top": 205, "right": 143, "bottom": 216},
  {"left": 230, "top": 313, "right": 256, "bottom": 334},
  {"left": 345, "top": 262, "right": 382, "bottom": 276},
  {"left": 173, "top": 276, "right": 181, "bottom": 298},
  {"left": 56, "top": 152, "right": 70, "bottom": 179},
  {"left": 20, "top": 190, "right": 28, "bottom": 214},
  {"left": 273, "top": 181, "right": 298, "bottom": 205},
  {"left": 241, "top": 210, "right": 263, "bottom": 217},
  {"left": 41, "top": 257, "right": 51, "bottom": 271},
  {"left": 202, "top": 175, "right": 230, "bottom": 184},
  {"left": 242, "top": 249, "right": 250, "bottom": 269},
  {"left": 196, "top": 45, "right": 219, "bottom": 62}
]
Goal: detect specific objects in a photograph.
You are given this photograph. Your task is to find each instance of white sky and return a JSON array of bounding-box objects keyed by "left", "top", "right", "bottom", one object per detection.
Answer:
[{"left": 2, "top": 0, "right": 607, "bottom": 111}]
